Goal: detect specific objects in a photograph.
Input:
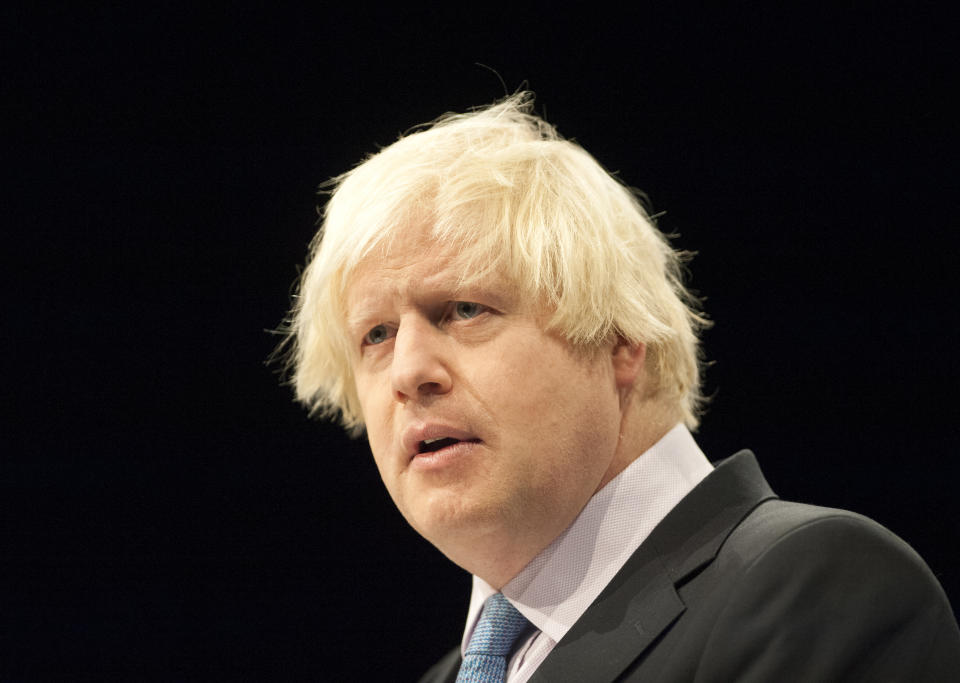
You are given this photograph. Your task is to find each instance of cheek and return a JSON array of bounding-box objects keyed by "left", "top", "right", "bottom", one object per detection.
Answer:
[
  {"left": 493, "top": 351, "right": 612, "bottom": 439},
  {"left": 516, "top": 356, "right": 619, "bottom": 468},
  {"left": 354, "top": 378, "right": 394, "bottom": 468},
  {"left": 365, "top": 412, "right": 393, "bottom": 463},
  {"left": 356, "top": 367, "right": 388, "bottom": 419}
]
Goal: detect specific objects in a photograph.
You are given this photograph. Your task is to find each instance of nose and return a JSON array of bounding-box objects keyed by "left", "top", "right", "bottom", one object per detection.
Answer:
[{"left": 390, "top": 317, "right": 452, "bottom": 402}]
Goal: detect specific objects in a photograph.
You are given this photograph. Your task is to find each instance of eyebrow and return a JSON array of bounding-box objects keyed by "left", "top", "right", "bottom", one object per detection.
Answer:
[
  {"left": 346, "top": 304, "right": 384, "bottom": 336},
  {"left": 344, "top": 274, "right": 514, "bottom": 334}
]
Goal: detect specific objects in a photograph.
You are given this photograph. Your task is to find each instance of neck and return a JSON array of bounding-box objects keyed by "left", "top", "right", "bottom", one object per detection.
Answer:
[
  {"left": 464, "top": 400, "right": 679, "bottom": 589},
  {"left": 594, "top": 397, "right": 679, "bottom": 493}
]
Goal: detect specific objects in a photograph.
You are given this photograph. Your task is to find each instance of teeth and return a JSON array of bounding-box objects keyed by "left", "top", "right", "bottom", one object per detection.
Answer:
[{"left": 423, "top": 437, "right": 446, "bottom": 445}]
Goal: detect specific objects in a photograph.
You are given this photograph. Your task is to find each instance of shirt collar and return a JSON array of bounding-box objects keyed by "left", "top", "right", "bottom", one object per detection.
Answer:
[{"left": 461, "top": 423, "right": 713, "bottom": 653}]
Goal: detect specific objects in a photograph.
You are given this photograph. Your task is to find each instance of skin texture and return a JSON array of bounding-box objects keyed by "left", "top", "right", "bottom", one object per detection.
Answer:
[{"left": 346, "top": 228, "right": 662, "bottom": 587}]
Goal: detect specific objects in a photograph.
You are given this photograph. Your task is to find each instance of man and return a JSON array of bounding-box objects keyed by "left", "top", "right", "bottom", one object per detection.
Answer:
[{"left": 281, "top": 94, "right": 960, "bottom": 681}]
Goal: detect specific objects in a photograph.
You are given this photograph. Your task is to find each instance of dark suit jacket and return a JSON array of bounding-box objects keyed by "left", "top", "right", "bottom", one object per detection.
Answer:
[{"left": 419, "top": 451, "right": 960, "bottom": 682}]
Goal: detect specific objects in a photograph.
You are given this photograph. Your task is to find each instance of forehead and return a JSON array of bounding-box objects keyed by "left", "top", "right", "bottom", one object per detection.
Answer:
[
  {"left": 342, "top": 225, "right": 524, "bottom": 318},
  {"left": 346, "top": 228, "right": 461, "bottom": 296}
]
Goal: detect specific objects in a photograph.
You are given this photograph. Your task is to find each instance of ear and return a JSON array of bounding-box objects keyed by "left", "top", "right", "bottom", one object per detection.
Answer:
[{"left": 611, "top": 338, "right": 646, "bottom": 392}]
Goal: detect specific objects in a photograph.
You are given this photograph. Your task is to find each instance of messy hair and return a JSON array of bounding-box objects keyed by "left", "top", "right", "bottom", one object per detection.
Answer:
[{"left": 280, "top": 92, "right": 708, "bottom": 433}]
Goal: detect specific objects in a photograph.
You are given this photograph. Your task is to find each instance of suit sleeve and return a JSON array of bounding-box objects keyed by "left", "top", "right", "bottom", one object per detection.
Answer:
[{"left": 696, "top": 514, "right": 960, "bottom": 683}]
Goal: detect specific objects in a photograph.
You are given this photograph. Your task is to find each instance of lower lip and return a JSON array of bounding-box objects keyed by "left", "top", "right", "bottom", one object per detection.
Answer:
[{"left": 410, "top": 440, "right": 482, "bottom": 471}]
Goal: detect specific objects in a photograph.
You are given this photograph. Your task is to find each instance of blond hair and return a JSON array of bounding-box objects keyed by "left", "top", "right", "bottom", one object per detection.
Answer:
[{"left": 281, "top": 93, "right": 708, "bottom": 433}]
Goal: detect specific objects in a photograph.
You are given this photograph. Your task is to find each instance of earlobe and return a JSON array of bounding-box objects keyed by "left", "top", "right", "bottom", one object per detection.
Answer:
[{"left": 611, "top": 338, "right": 646, "bottom": 390}]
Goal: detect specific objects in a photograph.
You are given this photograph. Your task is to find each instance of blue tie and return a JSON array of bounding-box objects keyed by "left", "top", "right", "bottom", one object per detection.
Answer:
[{"left": 456, "top": 593, "right": 531, "bottom": 683}]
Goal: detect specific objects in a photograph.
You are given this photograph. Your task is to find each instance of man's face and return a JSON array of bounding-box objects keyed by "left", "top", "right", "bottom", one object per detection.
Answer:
[{"left": 345, "top": 228, "right": 627, "bottom": 576}]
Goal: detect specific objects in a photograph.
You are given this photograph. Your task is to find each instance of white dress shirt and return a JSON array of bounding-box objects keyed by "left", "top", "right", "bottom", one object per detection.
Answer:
[{"left": 460, "top": 424, "right": 713, "bottom": 682}]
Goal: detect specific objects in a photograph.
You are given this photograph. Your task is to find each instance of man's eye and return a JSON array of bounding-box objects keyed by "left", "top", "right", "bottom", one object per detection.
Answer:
[
  {"left": 363, "top": 324, "right": 393, "bottom": 345},
  {"left": 452, "top": 301, "right": 486, "bottom": 320}
]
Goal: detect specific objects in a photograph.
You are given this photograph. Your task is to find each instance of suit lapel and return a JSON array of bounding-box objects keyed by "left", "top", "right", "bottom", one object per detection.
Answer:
[
  {"left": 526, "top": 549, "right": 685, "bottom": 683},
  {"left": 528, "top": 451, "right": 777, "bottom": 683}
]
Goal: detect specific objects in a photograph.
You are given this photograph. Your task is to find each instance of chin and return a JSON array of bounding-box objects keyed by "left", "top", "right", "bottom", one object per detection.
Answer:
[{"left": 405, "top": 490, "right": 509, "bottom": 549}]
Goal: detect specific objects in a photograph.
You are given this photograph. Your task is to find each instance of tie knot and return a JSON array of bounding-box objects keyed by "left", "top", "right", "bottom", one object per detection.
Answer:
[{"left": 465, "top": 594, "right": 531, "bottom": 658}]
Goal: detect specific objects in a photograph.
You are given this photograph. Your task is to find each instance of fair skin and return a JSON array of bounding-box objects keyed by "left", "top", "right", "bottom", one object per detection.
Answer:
[{"left": 346, "top": 230, "right": 674, "bottom": 588}]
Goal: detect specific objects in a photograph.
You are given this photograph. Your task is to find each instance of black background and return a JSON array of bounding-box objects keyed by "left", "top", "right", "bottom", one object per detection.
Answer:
[{"left": 7, "top": 3, "right": 959, "bottom": 680}]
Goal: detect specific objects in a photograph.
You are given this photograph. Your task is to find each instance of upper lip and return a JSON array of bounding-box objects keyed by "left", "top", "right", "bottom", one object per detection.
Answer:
[{"left": 401, "top": 422, "right": 481, "bottom": 458}]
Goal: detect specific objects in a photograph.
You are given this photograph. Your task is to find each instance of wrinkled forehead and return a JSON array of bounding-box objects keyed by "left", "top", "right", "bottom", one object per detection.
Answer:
[{"left": 341, "top": 219, "right": 517, "bottom": 301}]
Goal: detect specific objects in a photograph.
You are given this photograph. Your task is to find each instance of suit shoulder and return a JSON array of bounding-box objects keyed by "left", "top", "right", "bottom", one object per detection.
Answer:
[
  {"left": 719, "top": 499, "right": 951, "bottom": 615},
  {"left": 728, "top": 500, "right": 917, "bottom": 559},
  {"left": 696, "top": 500, "right": 960, "bottom": 681}
]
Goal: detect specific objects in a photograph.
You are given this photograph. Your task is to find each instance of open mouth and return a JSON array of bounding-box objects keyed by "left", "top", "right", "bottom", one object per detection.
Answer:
[{"left": 418, "top": 437, "right": 480, "bottom": 454}]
